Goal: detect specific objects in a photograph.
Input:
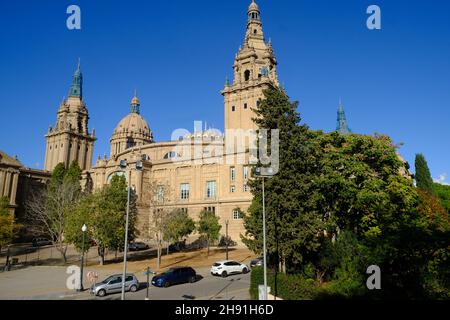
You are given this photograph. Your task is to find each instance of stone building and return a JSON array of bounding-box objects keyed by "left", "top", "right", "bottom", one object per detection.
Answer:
[
  {"left": 0, "top": 151, "right": 50, "bottom": 240},
  {"left": 86, "top": 0, "right": 278, "bottom": 244}
]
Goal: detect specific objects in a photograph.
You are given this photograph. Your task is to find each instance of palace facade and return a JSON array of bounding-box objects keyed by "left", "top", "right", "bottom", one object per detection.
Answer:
[{"left": 44, "top": 0, "right": 281, "bottom": 244}]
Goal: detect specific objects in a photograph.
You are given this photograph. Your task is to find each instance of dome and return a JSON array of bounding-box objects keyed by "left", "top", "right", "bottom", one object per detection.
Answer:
[
  {"left": 248, "top": 0, "right": 259, "bottom": 12},
  {"left": 114, "top": 112, "right": 151, "bottom": 135}
]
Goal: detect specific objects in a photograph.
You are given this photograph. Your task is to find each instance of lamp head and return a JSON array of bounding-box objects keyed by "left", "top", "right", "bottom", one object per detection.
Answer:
[{"left": 81, "top": 224, "right": 87, "bottom": 232}]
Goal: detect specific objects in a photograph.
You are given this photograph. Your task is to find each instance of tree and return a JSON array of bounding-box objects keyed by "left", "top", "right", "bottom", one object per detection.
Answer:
[
  {"left": 164, "top": 209, "right": 195, "bottom": 250},
  {"left": 88, "top": 174, "right": 136, "bottom": 265},
  {"left": 0, "top": 197, "right": 21, "bottom": 251},
  {"left": 242, "top": 87, "right": 324, "bottom": 273},
  {"left": 26, "top": 161, "right": 82, "bottom": 262},
  {"left": 140, "top": 180, "right": 172, "bottom": 269},
  {"left": 65, "top": 195, "right": 93, "bottom": 253},
  {"left": 434, "top": 182, "right": 450, "bottom": 213},
  {"left": 415, "top": 154, "right": 435, "bottom": 194},
  {"left": 197, "top": 210, "right": 221, "bottom": 256}
]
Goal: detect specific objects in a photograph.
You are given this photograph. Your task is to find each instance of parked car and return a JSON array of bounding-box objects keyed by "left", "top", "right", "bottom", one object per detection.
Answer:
[
  {"left": 91, "top": 274, "right": 139, "bottom": 297},
  {"left": 31, "top": 238, "right": 52, "bottom": 247},
  {"left": 250, "top": 256, "right": 263, "bottom": 268},
  {"left": 151, "top": 267, "right": 196, "bottom": 288},
  {"left": 211, "top": 260, "right": 249, "bottom": 277},
  {"left": 128, "top": 242, "right": 149, "bottom": 251}
]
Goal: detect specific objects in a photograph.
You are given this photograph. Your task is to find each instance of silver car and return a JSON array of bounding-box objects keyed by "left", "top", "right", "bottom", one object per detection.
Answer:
[{"left": 91, "top": 274, "right": 139, "bottom": 297}]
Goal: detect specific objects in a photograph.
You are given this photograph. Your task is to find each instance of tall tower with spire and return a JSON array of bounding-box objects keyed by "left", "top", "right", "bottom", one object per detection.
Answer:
[
  {"left": 222, "top": 0, "right": 279, "bottom": 132},
  {"left": 44, "top": 62, "right": 96, "bottom": 171},
  {"left": 336, "top": 99, "right": 351, "bottom": 134}
]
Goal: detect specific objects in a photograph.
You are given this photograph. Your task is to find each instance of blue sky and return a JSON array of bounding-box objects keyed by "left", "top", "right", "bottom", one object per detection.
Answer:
[{"left": 0, "top": 0, "right": 449, "bottom": 184}]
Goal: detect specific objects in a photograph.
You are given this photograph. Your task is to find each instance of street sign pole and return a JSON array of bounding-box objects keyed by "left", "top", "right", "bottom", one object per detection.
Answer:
[{"left": 146, "top": 267, "right": 150, "bottom": 300}]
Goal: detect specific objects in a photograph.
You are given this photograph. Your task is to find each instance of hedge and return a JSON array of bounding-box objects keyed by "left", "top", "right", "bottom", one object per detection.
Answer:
[{"left": 250, "top": 266, "right": 320, "bottom": 300}]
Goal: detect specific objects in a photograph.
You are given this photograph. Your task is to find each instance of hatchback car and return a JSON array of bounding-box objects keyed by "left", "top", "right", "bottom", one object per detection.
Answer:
[
  {"left": 151, "top": 267, "right": 196, "bottom": 288},
  {"left": 91, "top": 274, "right": 139, "bottom": 297},
  {"left": 211, "top": 260, "right": 249, "bottom": 277},
  {"left": 250, "top": 256, "right": 263, "bottom": 268},
  {"left": 31, "top": 238, "right": 52, "bottom": 247},
  {"left": 128, "top": 242, "right": 149, "bottom": 251}
]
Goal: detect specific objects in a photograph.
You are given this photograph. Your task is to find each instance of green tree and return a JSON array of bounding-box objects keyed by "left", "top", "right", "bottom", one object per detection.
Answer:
[
  {"left": 197, "top": 210, "right": 221, "bottom": 256},
  {"left": 0, "top": 197, "right": 21, "bottom": 251},
  {"left": 65, "top": 195, "right": 93, "bottom": 253},
  {"left": 415, "top": 154, "right": 435, "bottom": 194},
  {"left": 89, "top": 175, "right": 136, "bottom": 265},
  {"left": 242, "top": 87, "right": 324, "bottom": 273},
  {"left": 164, "top": 209, "right": 195, "bottom": 250},
  {"left": 434, "top": 182, "right": 450, "bottom": 213}
]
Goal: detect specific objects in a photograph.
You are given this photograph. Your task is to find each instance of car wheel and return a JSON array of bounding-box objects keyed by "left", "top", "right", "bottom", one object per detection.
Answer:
[
  {"left": 129, "top": 285, "right": 137, "bottom": 292},
  {"left": 221, "top": 271, "right": 228, "bottom": 278},
  {"left": 97, "top": 289, "right": 106, "bottom": 297},
  {"left": 242, "top": 268, "right": 249, "bottom": 274},
  {"left": 164, "top": 281, "right": 171, "bottom": 288},
  {"left": 189, "top": 276, "right": 196, "bottom": 283}
]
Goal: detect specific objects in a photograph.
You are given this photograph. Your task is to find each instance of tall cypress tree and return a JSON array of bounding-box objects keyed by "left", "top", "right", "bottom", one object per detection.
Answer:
[
  {"left": 242, "top": 87, "right": 323, "bottom": 272},
  {"left": 415, "top": 154, "right": 435, "bottom": 194}
]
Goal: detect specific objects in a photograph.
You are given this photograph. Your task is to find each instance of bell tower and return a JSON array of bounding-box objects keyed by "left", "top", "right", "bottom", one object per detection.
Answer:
[
  {"left": 44, "top": 61, "right": 96, "bottom": 171},
  {"left": 222, "top": 0, "right": 279, "bottom": 132}
]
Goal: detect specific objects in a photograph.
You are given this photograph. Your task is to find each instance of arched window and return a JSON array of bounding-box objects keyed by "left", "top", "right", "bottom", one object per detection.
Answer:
[
  {"left": 163, "top": 151, "right": 180, "bottom": 159},
  {"left": 244, "top": 70, "right": 250, "bottom": 81}
]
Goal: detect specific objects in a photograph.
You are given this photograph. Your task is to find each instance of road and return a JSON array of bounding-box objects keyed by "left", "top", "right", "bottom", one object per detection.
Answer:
[{"left": 0, "top": 266, "right": 251, "bottom": 300}]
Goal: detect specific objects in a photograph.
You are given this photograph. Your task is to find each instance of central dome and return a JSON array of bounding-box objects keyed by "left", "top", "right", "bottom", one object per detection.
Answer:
[
  {"left": 110, "top": 94, "right": 154, "bottom": 157},
  {"left": 114, "top": 112, "right": 150, "bottom": 136}
]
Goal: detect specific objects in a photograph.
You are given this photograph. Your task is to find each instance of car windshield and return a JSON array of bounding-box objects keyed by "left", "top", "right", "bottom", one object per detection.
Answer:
[
  {"left": 101, "top": 276, "right": 115, "bottom": 284},
  {"left": 213, "top": 263, "right": 221, "bottom": 267}
]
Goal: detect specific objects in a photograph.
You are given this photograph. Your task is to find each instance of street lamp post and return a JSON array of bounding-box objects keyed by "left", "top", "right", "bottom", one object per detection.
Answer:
[
  {"left": 78, "top": 224, "right": 87, "bottom": 292},
  {"left": 225, "top": 219, "right": 229, "bottom": 260},
  {"left": 255, "top": 167, "right": 275, "bottom": 301},
  {"left": 120, "top": 159, "right": 143, "bottom": 301}
]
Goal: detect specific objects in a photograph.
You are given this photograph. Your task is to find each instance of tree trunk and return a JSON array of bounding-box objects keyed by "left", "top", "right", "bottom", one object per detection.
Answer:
[
  {"left": 56, "top": 243, "right": 68, "bottom": 263},
  {"left": 98, "top": 246, "right": 105, "bottom": 265},
  {"left": 157, "top": 245, "right": 161, "bottom": 269},
  {"left": 207, "top": 240, "right": 210, "bottom": 257}
]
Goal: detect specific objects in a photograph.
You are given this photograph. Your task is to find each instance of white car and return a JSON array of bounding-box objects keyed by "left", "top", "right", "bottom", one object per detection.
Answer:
[{"left": 210, "top": 260, "right": 250, "bottom": 277}]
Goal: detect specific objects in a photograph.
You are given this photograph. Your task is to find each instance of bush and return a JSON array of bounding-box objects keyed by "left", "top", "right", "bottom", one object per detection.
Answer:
[
  {"left": 250, "top": 266, "right": 321, "bottom": 300},
  {"left": 218, "top": 235, "right": 237, "bottom": 248}
]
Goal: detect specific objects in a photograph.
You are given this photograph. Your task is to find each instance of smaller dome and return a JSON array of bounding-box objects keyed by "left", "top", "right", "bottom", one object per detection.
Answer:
[
  {"left": 248, "top": 0, "right": 259, "bottom": 12},
  {"left": 114, "top": 113, "right": 150, "bottom": 136}
]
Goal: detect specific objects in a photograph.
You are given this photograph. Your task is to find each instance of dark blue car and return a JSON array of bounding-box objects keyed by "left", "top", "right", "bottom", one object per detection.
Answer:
[{"left": 151, "top": 267, "right": 197, "bottom": 288}]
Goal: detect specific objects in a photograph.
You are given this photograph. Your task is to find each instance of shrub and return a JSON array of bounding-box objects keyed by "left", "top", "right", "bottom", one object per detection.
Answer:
[{"left": 250, "top": 266, "right": 321, "bottom": 300}]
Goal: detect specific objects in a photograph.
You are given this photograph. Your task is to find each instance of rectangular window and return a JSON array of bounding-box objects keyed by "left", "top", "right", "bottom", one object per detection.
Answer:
[
  {"left": 244, "top": 103, "right": 248, "bottom": 109},
  {"left": 243, "top": 166, "right": 249, "bottom": 180},
  {"left": 206, "top": 181, "right": 216, "bottom": 198},
  {"left": 180, "top": 183, "right": 190, "bottom": 200},
  {"left": 230, "top": 186, "right": 236, "bottom": 193},
  {"left": 233, "top": 209, "right": 243, "bottom": 220},
  {"left": 232, "top": 106, "right": 235, "bottom": 112},
  {"left": 243, "top": 184, "right": 249, "bottom": 192},
  {"left": 230, "top": 167, "right": 236, "bottom": 182}
]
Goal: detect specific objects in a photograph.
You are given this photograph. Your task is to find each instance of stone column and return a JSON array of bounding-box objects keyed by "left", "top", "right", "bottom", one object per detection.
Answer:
[
  {"left": 0, "top": 170, "right": 5, "bottom": 196},
  {"left": 9, "top": 172, "right": 19, "bottom": 205},
  {"left": 4, "top": 170, "right": 11, "bottom": 198}
]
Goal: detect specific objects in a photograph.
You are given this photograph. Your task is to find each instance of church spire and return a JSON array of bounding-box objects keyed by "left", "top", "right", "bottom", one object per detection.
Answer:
[
  {"left": 68, "top": 59, "right": 83, "bottom": 99},
  {"left": 336, "top": 99, "right": 351, "bottom": 134},
  {"left": 130, "top": 90, "right": 140, "bottom": 114}
]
